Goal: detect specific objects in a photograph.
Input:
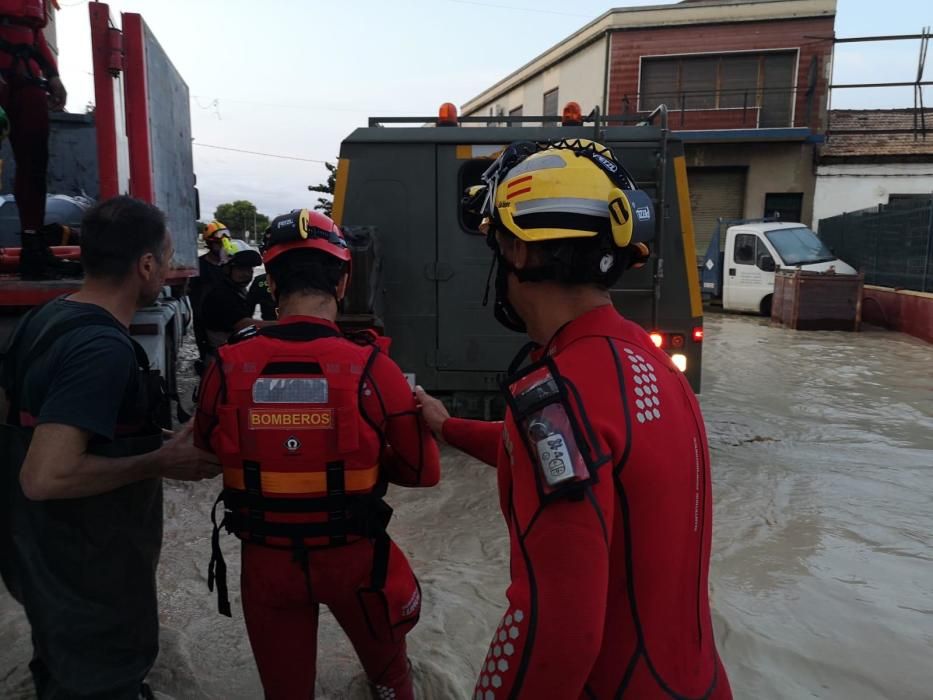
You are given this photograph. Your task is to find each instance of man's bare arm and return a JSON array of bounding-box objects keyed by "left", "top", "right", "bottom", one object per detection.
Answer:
[{"left": 20, "top": 421, "right": 220, "bottom": 501}]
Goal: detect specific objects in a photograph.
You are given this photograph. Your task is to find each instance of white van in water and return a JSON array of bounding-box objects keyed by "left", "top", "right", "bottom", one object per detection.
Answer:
[{"left": 701, "top": 220, "right": 857, "bottom": 315}]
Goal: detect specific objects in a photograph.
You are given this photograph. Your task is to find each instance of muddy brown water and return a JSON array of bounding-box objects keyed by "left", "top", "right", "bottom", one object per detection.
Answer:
[{"left": 2, "top": 314, "right": 931, "bottom": 699}]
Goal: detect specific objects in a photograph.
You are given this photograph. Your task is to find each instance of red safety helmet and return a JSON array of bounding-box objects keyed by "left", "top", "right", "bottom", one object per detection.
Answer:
[{"left": 262, "top": 209, "right": 351, "bottom": 265}]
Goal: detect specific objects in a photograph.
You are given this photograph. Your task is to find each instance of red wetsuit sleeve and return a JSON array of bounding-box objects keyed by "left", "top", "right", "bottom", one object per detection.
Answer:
[
  {"left": 193, "top": 359, "right": 223, "bottom": 452},
  {"left": 362, "top": 351, "right": 440, "bottom": 487},
  {"left": 35, "top": 30, "right": 58, "bottom": 77},
  {"left": 442, "top": 417, "right": 502, "bottom": 467}
]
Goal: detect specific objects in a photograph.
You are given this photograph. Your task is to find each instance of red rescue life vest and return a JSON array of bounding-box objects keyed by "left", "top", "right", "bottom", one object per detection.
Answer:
[
  {"left": 0, "top": 0, "right": 45, "bottom": 27},
  {"left": 211, "top": 322, "right": 387, "bottom": 549}
]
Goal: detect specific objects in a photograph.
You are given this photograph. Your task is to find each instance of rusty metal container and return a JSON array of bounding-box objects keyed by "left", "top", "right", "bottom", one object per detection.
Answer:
[{"left": 772, "top": 270, "right": 864, "bottom": 331}]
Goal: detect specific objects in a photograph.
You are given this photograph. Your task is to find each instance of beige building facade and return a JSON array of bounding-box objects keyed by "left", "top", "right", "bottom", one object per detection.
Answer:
[{"left": 461, "top": 0, "right": 837, "bottom": 255}]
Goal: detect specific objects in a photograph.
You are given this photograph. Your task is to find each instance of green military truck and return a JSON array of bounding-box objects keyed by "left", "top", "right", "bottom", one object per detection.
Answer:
[{"left": 334, "top": 105, "right": 704, "bottom": 415}]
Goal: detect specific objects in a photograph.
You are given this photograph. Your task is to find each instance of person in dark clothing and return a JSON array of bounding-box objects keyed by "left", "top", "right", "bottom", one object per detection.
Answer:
[
  {"left": 246, "top": 272, "right": 277, "bottom": 321},
  {"left": 0, "top": 196, "right": 221, "bottom": 700},
  {"left": 189, "top": 220, "right": 231, "bottom": 367},
  {"left": 199, "top": 239, "right": 269, "bottom": 351}
]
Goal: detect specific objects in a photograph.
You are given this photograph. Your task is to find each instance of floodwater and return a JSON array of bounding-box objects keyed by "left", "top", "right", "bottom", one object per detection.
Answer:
[{"left": 2, "top": 314, "right": 931, "bottom": 699}]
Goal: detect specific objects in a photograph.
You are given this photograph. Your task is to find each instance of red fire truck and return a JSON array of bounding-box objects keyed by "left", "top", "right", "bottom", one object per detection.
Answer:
[{"left": 0, "top": 2, "right": 199, "bottom": 420}]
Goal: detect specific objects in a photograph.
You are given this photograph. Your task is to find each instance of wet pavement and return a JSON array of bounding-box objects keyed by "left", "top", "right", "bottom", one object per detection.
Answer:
[{"left": 1, "top": 313, "right": 931, "bottom": 699}]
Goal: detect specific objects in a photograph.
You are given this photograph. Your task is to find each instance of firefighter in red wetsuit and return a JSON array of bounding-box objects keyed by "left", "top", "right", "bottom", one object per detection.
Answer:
[
  {"left": 417, "top": 140, "right": 732, "bottom": 700},
  {"left": 195, "top": 209, "right": 440, "bottom": 700},
  {"left": 0, "top": 0, "right": 70, "bottom": 278}
]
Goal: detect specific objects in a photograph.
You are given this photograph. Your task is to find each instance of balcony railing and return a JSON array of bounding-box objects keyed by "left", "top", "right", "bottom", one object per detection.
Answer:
[{"left": 621, "top": 85, "right": 809, "bottom": 130}]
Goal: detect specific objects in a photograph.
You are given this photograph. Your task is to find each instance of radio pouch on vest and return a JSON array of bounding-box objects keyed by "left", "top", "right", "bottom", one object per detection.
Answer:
[{"left": 503, "top": 356, "right": 595, "bottom": 502}]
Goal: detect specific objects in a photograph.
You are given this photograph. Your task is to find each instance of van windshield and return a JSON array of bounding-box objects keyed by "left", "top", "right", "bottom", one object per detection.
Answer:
[{"left": 764, "top": 227, "right": 836, "bottom": 266}]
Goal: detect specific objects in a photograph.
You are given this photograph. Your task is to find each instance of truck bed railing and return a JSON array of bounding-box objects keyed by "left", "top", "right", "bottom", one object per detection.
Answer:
[{"left": 368, "top": 104, "right": 671, "bottom": 130}]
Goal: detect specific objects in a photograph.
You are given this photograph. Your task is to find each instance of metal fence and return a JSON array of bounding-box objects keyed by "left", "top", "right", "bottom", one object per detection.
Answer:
[{"left": 819, "top": 198, "right": 933, "bottom": 293}]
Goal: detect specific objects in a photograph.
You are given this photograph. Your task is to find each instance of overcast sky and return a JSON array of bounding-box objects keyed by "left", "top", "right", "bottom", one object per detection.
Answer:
[{"left": 54, "top": 0, "right": 930, "bottom": 222}]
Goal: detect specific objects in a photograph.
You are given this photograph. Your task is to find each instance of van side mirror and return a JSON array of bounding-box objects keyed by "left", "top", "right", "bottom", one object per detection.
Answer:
[{"left": 758, "top": 254, "right": 776, "bottom": 272}]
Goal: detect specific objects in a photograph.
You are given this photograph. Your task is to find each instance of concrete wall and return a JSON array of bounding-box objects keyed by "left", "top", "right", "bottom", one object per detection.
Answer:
[
  {"left": 686, "top": 141, "right": 817, "bottom": 224},
  {"left": 463, "top": 37, "right": 606, "bottom": 122},
  {"left": 813, "top": 163, "right": 933, "bottom": 228},
  {"left": 462, "top": 0, "right": 835, "bottom": 115}
]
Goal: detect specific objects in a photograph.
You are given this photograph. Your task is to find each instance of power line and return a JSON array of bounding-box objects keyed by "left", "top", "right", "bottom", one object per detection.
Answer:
[
  {"left": 193, "top": 143, "right": 329, "bottom": 164},
  {"left": 191, "top": 93, "right": 384, "bottom": 115}
]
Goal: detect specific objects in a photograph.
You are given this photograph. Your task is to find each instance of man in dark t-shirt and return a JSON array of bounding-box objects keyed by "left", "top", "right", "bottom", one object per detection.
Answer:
[{"left": 0, "top": 197, "right": 220, "bottom": 700}]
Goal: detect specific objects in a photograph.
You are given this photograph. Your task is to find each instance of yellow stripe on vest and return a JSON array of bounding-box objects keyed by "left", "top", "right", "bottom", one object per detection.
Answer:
[{"left": 225, "top": 464, "right": 380, "bottom": 495}]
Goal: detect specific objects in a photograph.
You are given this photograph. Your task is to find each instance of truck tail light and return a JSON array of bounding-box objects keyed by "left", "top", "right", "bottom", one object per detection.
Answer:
[
  {"left": 693, "top": 326, "right": 704, "bottom": 342},
  {"left": 649, "top": 332, "right": 665, "bottom": 348}
]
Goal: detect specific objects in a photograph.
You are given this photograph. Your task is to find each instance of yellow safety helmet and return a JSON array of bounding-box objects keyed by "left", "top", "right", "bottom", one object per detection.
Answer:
[
  {"left": 469, "top": 139, "right": 655, "bottom": 249},
  {"left": 202, "top": 220, "right": 231, "bottom": 242}
]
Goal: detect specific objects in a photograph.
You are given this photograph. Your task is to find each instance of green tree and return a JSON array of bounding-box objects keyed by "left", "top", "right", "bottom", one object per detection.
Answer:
[
  {"left": 308, "top": 161, "right": 337, "bottom": 217},
  {"left": 213, "top": 200, "right": 270, "bottom": 242}
]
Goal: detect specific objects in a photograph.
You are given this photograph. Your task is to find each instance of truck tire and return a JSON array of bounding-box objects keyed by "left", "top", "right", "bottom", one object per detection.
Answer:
[{"left": 760, "top": 294, "right": 773, "bottom": 317}]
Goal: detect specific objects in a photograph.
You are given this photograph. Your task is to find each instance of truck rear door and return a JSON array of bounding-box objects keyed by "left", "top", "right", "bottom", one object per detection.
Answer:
[
  {"left": 434, "top": 145, "right": 520, "bottom": 376},
  {"left": 337, "top": 141, "right": 439, "bottom": 385}
]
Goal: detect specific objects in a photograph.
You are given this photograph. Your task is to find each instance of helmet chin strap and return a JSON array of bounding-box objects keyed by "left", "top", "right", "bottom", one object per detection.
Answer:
[
  {"left": 493, "top": 254, "right": 527, "bottom": 334},
  {"left": 481, "top": 236, "right": 528, "bottom": 334}
]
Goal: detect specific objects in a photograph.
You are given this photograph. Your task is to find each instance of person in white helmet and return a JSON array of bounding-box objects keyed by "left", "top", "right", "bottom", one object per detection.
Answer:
[{"left": 199, "top": 239, "right": 272, "bottom": 351}]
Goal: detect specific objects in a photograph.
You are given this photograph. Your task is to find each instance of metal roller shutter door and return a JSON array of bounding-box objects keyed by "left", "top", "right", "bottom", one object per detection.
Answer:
[{"left": 688, "top": 168, "right": 747, "bottom": 259}]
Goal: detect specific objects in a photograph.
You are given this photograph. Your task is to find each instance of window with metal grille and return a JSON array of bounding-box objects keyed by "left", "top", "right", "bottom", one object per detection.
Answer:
[{"left": 640, "top": 51, "right": 797, "bottom": 126}]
